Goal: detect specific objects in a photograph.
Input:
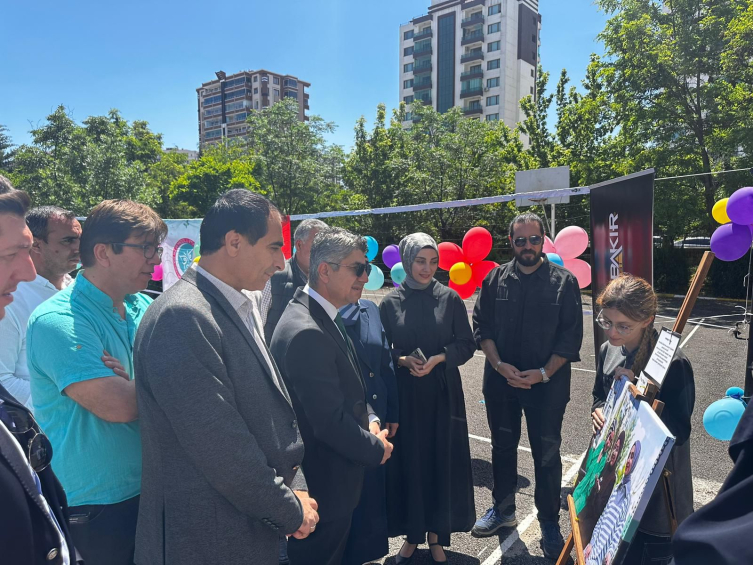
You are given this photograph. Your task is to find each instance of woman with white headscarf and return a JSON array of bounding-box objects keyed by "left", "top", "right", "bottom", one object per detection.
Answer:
[{"left": 379, "top": 233, "right": 476, "bottom": 564}]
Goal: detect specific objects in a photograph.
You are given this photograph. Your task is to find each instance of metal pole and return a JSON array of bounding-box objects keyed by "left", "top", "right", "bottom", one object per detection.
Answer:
[
  {"left": 746, "top": 271, "right": 753, "bottom": 398},
  {"left": 551, "top": 203, "right": 556, "bottom": 239}
]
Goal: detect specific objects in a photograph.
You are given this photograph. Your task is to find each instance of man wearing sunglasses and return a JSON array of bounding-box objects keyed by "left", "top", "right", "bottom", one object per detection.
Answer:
[
  {"left": 271, "top": 227, "right": 393, "bottom": 565},
  {"left": 472, "top": 212, "right": 583, "bottom": 559},
  {"left": 27, "top": 199, "right": 167, "bottom": 565},
  {"left": 0, "top": 175, "right": 78, "bottom": 564}
]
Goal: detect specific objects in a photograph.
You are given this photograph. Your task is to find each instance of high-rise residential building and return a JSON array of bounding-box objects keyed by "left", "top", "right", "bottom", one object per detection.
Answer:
[
  {"left": 196, "top": 69, "right": 310, "bottom": 145},
  {"left": 399, "top": 0, "right": 540, "bottom": 129}
]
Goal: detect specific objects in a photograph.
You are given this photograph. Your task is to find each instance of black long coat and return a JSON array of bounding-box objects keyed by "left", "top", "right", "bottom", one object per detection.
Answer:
[{"left": 379, "top": 280, "right": 476, "bottom": 540}]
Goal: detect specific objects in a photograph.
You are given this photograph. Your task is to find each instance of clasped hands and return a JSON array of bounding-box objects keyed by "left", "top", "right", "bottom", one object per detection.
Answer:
[
  {"left": 291, "top": 491, "right": 319, "bottom": 539},
  {"left": 495, "top": 361, "right": 543, "bottom": 389},
  {"left": 399, "top": 353, "right": 443, "bottom": 378}
]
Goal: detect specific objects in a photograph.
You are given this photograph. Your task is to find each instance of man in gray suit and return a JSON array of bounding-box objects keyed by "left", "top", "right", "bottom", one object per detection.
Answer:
[{"left": 133, "top": 189, "right": 319, "bottom": 565}]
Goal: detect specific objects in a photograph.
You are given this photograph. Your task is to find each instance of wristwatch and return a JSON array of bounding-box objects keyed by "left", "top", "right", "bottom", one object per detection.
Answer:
[
  {"left": 495, "top": 360, "right": 504, "bottom": 372},
  {"left": 539, "top": 367, "right": 550, "bottom": 384}
]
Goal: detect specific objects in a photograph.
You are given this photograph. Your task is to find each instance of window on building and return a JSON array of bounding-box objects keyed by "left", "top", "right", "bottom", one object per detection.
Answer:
[
  {"left": 487, "top": 59, "right": 500, "bottom": 70},
  {"left": 487, "top": 77, "right": 500, "bottom": 88},
  {"left": 404, "top": 29, "right": 414, "bottom": 40},
  {"left": 530, "top": 86, "right": 535, "bottom": 94},
  {"left": 404, "top": 79, "right": 414, "bottom": 89},
  {"left": 531, "top": 69, "right": 535, "bottom": 77},
  {"left": 488, "top": 22, "right": 500, "bottom": 33},
  {"left": 284, "top": 79, "right": 298, "bottom": 88},
  {"left": 486, "top": 95, "right": 499, "bottom": 105},
  {"left": 486, "top": 113, "right": 499, "bottom": 121},
  {"left": 254, "top": 88, "right": 258, "bottom": 94},
  {"left": 274, "top": 89, "right": 280, "bottom": 97},
  {"left": 488, "top": 3, "right": 501, "bottom": 15},
  {"left": 253, "top": 76, "right": 258, "bottom": 82},
  {"left": 205, "top": 129, "right": 222, "bottom": 139},
  {"left": 404, "top": 95, "right": 414, "bottom": 104},
  {"left": 488, "top": 41, "right": 500, "bottom": 52},
  {"left": 284, "top": 90, "right": 298, "bottom": 100},
  {"left": 404, "top": 46, "right": 414, "bottom": 56},
  {"left": 273, "top": 77, "right": 280, "bottom": 85},
  {"left": 404, "top": 62, "right": 414, "bottom": 73},
  {"left": 255, "top": 101, "right": 259, "bottom": 109}
]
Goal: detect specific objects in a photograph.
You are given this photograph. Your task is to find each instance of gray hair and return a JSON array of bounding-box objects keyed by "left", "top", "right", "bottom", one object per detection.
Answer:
[
  {"left": 309, "top": 227, "right": 367, "bottom": 288},
  {"left": 294, "top": 219, "right": 328, "bottom": 245}
]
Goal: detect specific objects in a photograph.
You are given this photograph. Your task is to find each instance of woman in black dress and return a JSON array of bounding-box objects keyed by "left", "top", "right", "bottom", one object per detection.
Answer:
[
  {"left": 591, "top": 273, "right": 695, "bottom": 564},
  {"left": 379, "top": 233, "right": 476, "bottom": 564}
]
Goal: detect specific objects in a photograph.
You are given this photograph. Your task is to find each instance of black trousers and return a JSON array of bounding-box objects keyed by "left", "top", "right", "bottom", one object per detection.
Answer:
[
  {"left": 484, "top": 382, "right": 567, "bottom": 523},
  {"left": 68, "top": 495, "right": 139, "bottom": 565},
  {"left": 288, "top": 515, "right": 352, "bottom": 565},
  {"left": 623, "top": 532, "right": 673, "bottom": 565}
]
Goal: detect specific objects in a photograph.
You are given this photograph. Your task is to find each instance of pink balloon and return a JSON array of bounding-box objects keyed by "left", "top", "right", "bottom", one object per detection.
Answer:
[
  {"left": 151, "top": 264, "right": 164, "bottom": 282},
  {"left": 563, "top": 258, "right": 591, "bottom": 289},
  {"left": 462, "top": 227, "right": 493, "bottom": 263},
  {"left": 553, "top": 226, "right": 589, "bottom": 260},
  {"left": 543, "top": 236, "right": 556, "bottom": 254}
]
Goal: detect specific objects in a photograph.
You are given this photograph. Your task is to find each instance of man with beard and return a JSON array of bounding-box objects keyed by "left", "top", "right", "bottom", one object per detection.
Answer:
[
  {"left": 472, "top": 212, "right": 584, "bottom": 559},
  {"left": 0, "top": 206, "right": 81, "bottom": 409}
]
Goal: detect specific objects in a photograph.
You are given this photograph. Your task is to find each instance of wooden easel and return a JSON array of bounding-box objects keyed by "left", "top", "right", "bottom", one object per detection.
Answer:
[{"left": 556, "top": 251, "right": 714, "bottom": 565}]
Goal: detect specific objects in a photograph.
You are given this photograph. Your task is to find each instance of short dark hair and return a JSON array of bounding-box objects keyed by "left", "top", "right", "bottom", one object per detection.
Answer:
[
  {"left": 0, "top": 174, "right": 31, "bottom": 218},
  {"left": 80, "top": 200, "right": 167, "bottom": 268},
  {"left": 200, "top": 189, "right": 279, "bottom": 255},
  {"left": 26, "top": 206, "right": 77, "bottom": 242},
  {"left": 509, "top": 212, "right": 545, "bottom": 238}
]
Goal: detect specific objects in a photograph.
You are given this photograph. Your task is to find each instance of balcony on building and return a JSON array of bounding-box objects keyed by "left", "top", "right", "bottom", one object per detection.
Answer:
[
  {"left": 413, "top": 40, "right": 433, "bottom": 57},
  {"left": 413, "top": 60, "right": 433, "bottom": 75},
  {"left": 461, "top": 12, "right": 484, "bottom": 27},
  {"left": 460, "top": 66, "right": 484, "bottom": 81},
  {"left": 462, "top": 0, "right": 486, "bottom": 10},
  {"left": 460, "top": 85, "right": 483, "bottom": 99},
  {"left": 461, "top": 29, "right": 484, "bottom": 46},
  {"left": 461, "top": 49, "right": 484, "bottom": 63},
  {"left": 413, "top": 78, "right": 432, "bottom": 92},
  {"left": 463, "top": 102, "right": 483, "bottom": 115},
  {"left": 413, "top": 28, "right": 433, "bottom": 42}
]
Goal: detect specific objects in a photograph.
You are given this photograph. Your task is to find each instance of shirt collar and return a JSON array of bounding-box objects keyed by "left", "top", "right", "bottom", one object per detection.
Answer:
[
  {"left": 194, "top": 264, "right": 253, "bottom": 318},
  {"left": 501, "top": 257, "right": 551, "bottom": 281},
  {"left": 303, "top": 284, "right": 338, "bottom": 321},
  {"left": 74, "top": 271, "right": 144, "bottom": 315},
  {"left": 30, "top": 273, "right": 72, "bottom": 291}
]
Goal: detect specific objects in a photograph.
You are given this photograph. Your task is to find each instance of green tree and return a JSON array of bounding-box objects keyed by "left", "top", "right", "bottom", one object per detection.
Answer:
[{"left": 0, "top": 125, "right": 15, "bottom": 171}]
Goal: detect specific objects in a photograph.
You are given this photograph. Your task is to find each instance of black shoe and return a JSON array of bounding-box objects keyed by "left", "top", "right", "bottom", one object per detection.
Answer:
[
  {"left": 540, "top": 520, "right": 565, "bottom": 560},
  {"left": 395, "top": 541, "right": 417, "bottom": 565},
  {"left": 429, "top": 543, "right": 448, "bottom": 564}
]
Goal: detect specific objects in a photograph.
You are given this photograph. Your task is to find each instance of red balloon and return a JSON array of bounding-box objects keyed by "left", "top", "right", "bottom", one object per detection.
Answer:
[
  {"left": 449, "top": 278, "right": 477, "bottom": 299},
  {"left": 438, "top": 242, "right": 465, "bottom": 271},
  {"left": 471, "top": 260, "right": 499, "bottom": 287},
  {"left": 462, "top": 227, "right": 493, "bottom": 263}
]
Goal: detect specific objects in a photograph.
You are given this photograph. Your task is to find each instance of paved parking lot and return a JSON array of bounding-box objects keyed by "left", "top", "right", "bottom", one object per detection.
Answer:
[{"left": 359, "top": 290, "right": 745, "bottom": 564}]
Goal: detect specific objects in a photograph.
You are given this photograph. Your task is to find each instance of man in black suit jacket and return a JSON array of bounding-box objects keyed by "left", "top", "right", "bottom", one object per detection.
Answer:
[
  {"left": 0, "top": 176, "right": 77, "bottom": 564},
  {"left": 270, "top": 227, "right": 393, "bottom": 565}
]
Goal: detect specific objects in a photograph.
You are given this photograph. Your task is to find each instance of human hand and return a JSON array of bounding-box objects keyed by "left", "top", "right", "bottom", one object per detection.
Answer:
[
  {"left": 376, "top": 429, "right": 393, "bottom": 464},
  {"left": 369, "top": 421, "right": 381, "bottom": 435},
  {"left": 592, "top": 408, "right": 605, "bottom": 434},
  {"left": 400, "top": 355, "right": 425, "bottom": 377},
  {"left": 518, "top": 368, "right": 544, "bottom": 386},
  {"left": 495, "top": 362, "right": 520, "bottom": 381},
  {"left": 414, "top": 354, "right": 444, "bottom": 377},
  {"left": 501, "top": 365, "right": 533, "bottom": 389},
  {"left": 614, "top": 367, "right": 635, "bottom": 382},
  {"left": 386, "top": 422, "right": 399, "bottom": 438},
  {"left": 291, "top": 491, "right": 319, "bottom": 540},
  {"left": 102, "top": 350, "right": 129, "bottom": 380}
]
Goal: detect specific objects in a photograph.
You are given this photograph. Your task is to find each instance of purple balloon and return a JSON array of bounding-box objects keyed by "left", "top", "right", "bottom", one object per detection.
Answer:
[
  {"left": 382, "top": 244, "right": 401, "bottom": 269},
  {"left": 726, "top": 187, "right": 753, "bottom": 225},
  {"left": 710, "top": 223, "right": 753, "bottom": 261}
]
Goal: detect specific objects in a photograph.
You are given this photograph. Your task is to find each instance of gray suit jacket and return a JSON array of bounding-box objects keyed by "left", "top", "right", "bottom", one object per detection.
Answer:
[{"left": 133, "top": 267, "right": 306, "bottom": 565}]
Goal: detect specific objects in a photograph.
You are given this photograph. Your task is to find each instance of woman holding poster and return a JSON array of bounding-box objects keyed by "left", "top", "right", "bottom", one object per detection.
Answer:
[{"left": 590, "top": 274, "right": 695, "bottom": 563}]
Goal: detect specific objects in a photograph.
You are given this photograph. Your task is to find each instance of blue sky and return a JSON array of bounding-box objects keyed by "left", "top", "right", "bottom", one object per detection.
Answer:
[{"left": 2, "top": 1, "right": 607, "bottom": 152}]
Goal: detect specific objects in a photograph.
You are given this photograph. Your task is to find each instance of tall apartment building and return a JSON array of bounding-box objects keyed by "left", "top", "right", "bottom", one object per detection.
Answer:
[
  {"left": 399, "top": 0, "right": 540, "bottom": 129},
  {"left": 197, "top": 69, "right": 310, "bottom": 145}
]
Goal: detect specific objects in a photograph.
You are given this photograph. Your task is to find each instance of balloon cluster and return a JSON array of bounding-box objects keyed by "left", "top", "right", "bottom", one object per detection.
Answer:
[
  {"left": 439, "top": 227, "right": 499, "bottom": 299},
  {"left": 703, "top": 387, "right": 747, "bottom": 441},
  {"left": 541, "top": 226, "right": 592, "bottom": 289},
  {"left": 710, "top": 187, "right": 753, "bottom": 261}
]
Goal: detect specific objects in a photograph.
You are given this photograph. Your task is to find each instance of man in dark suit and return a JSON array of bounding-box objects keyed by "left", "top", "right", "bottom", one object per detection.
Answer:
[
  {"left": 271, "top": 227, "right": 394, "bottom": 565},
  {"left": 0, "top": 175, "right": 77, "bottom": 564},
  {"left": 134, "top": 190, "right": 319, "bottom": 565}
]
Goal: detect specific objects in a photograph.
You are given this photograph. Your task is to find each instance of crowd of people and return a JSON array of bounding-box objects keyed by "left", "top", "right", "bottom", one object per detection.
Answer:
[{"left": 0, "top": 172, "right": 748, "bottom": 565}]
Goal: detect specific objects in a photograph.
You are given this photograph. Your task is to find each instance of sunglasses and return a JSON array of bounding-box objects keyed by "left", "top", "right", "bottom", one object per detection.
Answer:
[
  {"left": 327, "top": 261, "right": 372, "bottom": 277},
  {"left": 512, "top": 235, "right": 543, "bottom": 247},
  {"left": 0, "top": 405, "right": 53, "bottom": 472}
]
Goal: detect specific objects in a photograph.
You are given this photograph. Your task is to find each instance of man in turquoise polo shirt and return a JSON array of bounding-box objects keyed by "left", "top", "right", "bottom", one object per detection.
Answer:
[{"left": 27, "top": 199, "right": 166, "bottom": 565}]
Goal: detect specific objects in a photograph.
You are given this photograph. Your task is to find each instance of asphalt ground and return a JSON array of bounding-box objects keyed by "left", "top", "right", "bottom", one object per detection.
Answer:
[{"left": 357, "top": 290, "right": 746, "bottom": 565}]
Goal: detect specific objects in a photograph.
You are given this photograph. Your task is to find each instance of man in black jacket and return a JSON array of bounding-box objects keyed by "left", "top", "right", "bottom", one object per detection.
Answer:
[
  {"left": 262, "top": 218, "right": 327, "bottom": 343},
  {"left": 0, "top": 175, "right": 78, "bottom": 564}
]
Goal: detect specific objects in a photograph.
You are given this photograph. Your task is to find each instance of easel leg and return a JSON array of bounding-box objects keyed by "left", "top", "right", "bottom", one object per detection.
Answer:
[
  {"left": 663, "top": 471, "right": 678, "bottom": 535},
  {"left": 555, "top": 532, "right": 575, "bottom": 565}
]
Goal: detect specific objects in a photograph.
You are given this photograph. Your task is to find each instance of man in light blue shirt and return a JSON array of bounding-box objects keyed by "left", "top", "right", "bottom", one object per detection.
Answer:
[{"left": 27, "top": 199, "right": 166, "bottom": 565}]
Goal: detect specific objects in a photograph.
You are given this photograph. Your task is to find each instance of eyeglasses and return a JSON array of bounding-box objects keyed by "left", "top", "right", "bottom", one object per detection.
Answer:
[
  {"left": 595, "top": 310, "right": 637, "bottom": 336},
  {"left": 513, "top": 235, "right": 543, "bottom": 247},
  {"left": 0, "top": 405, "right": 53, "bottom": 472},
  {"left": 111, "top": 242, "right": 163, "bottom": 260},
  {"left": 327, "top": 262, "right": 372, "bottom": 277}
]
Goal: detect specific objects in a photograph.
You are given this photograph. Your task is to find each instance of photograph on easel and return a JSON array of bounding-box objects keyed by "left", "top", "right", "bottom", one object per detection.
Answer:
[{"left": 573, "top": 377, "right": 676, "bottom": 565}]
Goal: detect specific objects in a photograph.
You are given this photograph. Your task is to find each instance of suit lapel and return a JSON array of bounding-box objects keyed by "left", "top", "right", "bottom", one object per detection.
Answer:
[{"left": 354, "top": 306, "right": 377, "bottom": 374}]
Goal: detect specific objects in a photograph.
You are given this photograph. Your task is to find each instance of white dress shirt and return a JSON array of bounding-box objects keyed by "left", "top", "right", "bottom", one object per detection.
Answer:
[
  {"left": 0, "top": 274, "right": 72, "bottom": 409},
  {"left": 302, "top": 284, "right": 379, "bottom": 425}
]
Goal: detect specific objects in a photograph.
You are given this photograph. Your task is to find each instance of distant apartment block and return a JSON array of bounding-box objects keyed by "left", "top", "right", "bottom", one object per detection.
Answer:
[
  {"left": 165, "top": 148, "right": 199, "bottom": 162},
  {"left": 197, "top": 69, "right": 310, "bottom": 145},
  {"left": 399, "top": 0, "right": 540, "bottom": 130}
]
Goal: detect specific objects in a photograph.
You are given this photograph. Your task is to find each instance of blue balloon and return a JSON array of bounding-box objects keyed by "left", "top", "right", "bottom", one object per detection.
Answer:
[
  {"left": 364, "top": 236, "right": 379, "bottom": 262},
  {"left": 391, "top": 262, "right": 407, "bottom": 285},
  {"left": 363, "top": 265, "right": 385, "bottom": 291},
  {"left": 704, "top": 391, "right": 747, "bottom": 441},
  {"left": 546, "top": 253, "right": 564, "bottom": 267}
]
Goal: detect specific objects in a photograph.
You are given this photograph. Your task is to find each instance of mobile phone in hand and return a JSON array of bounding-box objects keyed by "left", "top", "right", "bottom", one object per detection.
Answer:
[{"left": 410, "top": 348, "right": 428, "bottom": 363}]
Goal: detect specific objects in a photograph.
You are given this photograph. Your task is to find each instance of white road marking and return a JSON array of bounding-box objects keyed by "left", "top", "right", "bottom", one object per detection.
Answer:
[
  {"left": 467, "top": 434, "right": 582, "bottom": 464},
  {"left": 574, "top": 367, "right": 596, "bottom": 373},
  {"left": 680, "top": 319, "right": 704, "bottom": 348},
  {"left": 480, "top": 451, "right": 586, "bottom": 565}
]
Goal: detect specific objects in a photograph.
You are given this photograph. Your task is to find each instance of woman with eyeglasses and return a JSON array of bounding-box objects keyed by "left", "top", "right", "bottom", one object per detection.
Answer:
[
  {"left": 379, "top": 233, "right": 476, "bottom": 564},
  {"left": 591, "top": 273, "right": 695, "bottom": 564}
]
